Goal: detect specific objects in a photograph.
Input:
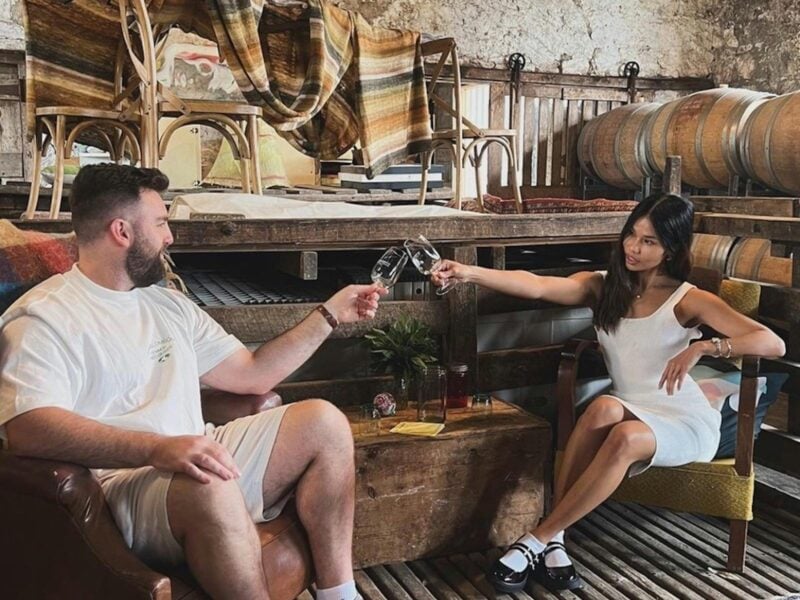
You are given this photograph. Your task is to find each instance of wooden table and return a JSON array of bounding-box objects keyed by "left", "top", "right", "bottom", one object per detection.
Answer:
[{"left": 346, "top": 398, "right": 551, "bottom": 568}]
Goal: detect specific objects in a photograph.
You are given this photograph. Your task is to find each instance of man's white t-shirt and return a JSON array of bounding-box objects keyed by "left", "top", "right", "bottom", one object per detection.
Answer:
[{"left": 0, "top": 264, "right": 245, "bottom": 446}]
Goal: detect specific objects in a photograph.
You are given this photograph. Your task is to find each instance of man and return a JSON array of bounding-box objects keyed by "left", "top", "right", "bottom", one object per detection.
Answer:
[{"left": 0, "top": 164, "right": 386, "bottom": 600}]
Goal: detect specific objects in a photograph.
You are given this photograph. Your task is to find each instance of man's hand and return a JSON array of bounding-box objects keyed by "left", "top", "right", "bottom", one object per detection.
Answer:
[
  {"left": 324, "top": 283, "right": 387, "bottom": 325},
  {"left": 147, "top": 435, "right": 241, "bottom": 484}
]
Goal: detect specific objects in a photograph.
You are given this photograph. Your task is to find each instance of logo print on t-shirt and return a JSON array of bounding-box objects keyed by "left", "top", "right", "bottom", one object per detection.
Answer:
[{"left": 149, "top": 336, "right": 174, "bottom": 363}]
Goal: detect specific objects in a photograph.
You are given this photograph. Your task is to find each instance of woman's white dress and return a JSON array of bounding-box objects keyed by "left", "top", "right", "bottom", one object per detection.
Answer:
[{"left": 595, "top": 280, "right": 721, "bottom": 475}]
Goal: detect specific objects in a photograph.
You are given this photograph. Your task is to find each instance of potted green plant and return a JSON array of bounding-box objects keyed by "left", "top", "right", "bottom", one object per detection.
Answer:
[{"left": 365, "top": 316, "right": 438, "bottom": 407}]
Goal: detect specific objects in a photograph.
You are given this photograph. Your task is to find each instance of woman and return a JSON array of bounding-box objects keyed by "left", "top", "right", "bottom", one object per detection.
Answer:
[{"left": 432, "top": 194, "right": 785, "bottom": 592}]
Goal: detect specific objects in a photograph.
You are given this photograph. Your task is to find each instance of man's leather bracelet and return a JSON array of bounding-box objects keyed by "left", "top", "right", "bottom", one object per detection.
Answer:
[{"left": 315, "top": 304, "right": 339, "bottom": 330}]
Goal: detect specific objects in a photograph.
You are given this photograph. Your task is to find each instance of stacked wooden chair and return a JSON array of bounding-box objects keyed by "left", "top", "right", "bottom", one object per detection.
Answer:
[
  {"left": 23, "top": 0, "right": 142, "bottom": 219},
  {"left": 118, "top": 0, "right": 263, "bottom": 194},
  {"left": 418, "top": 38, "right": 523, "bottom": 213}
]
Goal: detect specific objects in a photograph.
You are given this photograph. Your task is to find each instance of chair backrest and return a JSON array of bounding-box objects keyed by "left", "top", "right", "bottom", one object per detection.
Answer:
[{"left": 420, "top": 38, "right": 486, "bottom": 139}]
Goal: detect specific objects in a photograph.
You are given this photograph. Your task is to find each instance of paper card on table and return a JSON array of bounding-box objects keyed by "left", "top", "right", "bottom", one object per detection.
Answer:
[{"left": 390, "top": 422, "right": 445, "bottom": 437}]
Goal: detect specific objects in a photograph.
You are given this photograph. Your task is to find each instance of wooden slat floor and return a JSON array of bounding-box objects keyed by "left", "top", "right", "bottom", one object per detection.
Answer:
[{"left": 320, "top": 500, "right": 800, "bottom": 600}]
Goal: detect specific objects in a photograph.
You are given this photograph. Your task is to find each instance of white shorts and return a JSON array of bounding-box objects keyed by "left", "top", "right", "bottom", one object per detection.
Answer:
[{"left": 99, "top": 404, "right": 292, "bottom": 568}]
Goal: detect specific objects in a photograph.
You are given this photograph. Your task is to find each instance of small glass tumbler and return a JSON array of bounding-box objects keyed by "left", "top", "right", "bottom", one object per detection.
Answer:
[
  {"left": 359, "top": 403, "right": 381, "bottom": 436},
  {"left": 416, "top": 365, "right": 447, "bottom": 423},
  {"left": 471, "top": 393, "right": 493, "bottom": 413}
]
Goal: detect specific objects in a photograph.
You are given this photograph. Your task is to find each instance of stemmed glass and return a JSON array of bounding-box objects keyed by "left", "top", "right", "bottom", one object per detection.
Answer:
[
  {"left": 403, "top": 235, "right": 457, "bottom": 295},
  {"left": 370, "top": 247, "right": 408, "bottom": 289}
]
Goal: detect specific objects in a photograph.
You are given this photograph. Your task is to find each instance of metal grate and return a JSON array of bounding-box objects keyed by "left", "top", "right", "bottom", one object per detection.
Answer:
[{"left": 180, "top": 270, "right": 328, "bottom": 306}]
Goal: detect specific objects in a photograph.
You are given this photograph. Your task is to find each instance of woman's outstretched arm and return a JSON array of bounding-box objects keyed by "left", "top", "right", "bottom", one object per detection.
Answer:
[{"left": 432, "top": 260, "right": 603, "bottom": 307}]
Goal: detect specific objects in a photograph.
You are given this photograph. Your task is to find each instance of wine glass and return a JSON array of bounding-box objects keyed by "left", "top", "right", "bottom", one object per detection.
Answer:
[
  {"left": 371, "top": 247, "right": 408, "bottom": 288},
  {"left": 403, "top": 235, "right": 457, "bottom": 295}
]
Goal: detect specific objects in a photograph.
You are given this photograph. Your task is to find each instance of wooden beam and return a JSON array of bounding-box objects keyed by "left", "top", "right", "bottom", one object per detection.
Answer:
[
  {"left": 204, "top": 300, "right": 449, "bottom": 343},
  {"left": 274, "top": 251, "right": 318, "bottom": 280},
  {"left": 760, "top": 287, "right": 800, "bottom": 323},
  {"left": 663, "top": 156, "right": 682, "bottom": 195},
  {"left": 445, "top": 246, "right": 478, "bottom": 393},
  {"left": 477, "top": 345, "right": 563, "bottom": 391},
  {"left": 690, "top": 196, "right": 800, "bottom": 218},
  {"left": 696, "top": 214, "right": 800, "bottom": 243},
  {"left": 275, "top": 375, "right": 391, "bottom": 406},
  {"left": 15, "top": 213, "right": 629, "bottom": 248},
  {"left": 755, "top": 425, "right": 800, "bottom": 479}
]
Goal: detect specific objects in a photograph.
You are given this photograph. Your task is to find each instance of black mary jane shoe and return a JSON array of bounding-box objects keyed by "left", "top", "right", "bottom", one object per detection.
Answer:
[
  {"left": 532, "top": 541, "right": 584, "bottom": 592},
  {"left": 487, "top": 543, "right": 540, "bottom": 593}
]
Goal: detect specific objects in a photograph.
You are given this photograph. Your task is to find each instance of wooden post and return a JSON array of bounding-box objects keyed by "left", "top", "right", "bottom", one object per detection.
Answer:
[
  {"left": 663, "top": 155, "right": 682, "bottom": 196},
  {"left": 443, "top": 245, "right": 477, "bottom": 393}
]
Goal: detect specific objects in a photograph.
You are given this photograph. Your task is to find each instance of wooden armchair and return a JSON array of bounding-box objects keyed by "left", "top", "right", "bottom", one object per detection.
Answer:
[
  {"left": 418, "top": 38, "right": 524, "bottom": 212},
  {"left": 556, "top": 339, "right": 760, "bottom": 573},
  {"left": 0, "top": 390, "right": 313, "bottom": 599}
]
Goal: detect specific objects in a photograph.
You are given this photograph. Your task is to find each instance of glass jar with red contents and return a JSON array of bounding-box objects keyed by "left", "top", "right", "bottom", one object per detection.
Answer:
[{"left": 446, "top": 363, "right": 470, "bottom": 408}]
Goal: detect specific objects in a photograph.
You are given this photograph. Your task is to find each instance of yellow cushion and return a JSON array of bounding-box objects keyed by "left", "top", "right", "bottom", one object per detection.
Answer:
[{"left": 555, "top": 452, "right": 753, "bottom": 521}]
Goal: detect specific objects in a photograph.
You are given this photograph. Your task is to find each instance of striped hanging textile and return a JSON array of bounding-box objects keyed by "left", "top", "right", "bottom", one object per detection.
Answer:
[{"left": 204, "top": 0, "right": 432, "bottom": 177}]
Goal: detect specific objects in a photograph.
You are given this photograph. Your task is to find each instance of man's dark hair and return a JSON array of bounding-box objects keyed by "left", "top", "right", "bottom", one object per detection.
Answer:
[{"left": 69, "top": 164, "right": 169, "bottom": 242}]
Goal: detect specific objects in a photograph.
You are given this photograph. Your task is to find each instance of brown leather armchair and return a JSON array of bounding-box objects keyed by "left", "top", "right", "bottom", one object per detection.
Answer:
[{"left": 0, "top": 390, "right": 313, "bottom": 599}]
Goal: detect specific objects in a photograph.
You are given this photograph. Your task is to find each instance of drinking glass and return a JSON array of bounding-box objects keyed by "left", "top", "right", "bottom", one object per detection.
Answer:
[
  {"left": 359, "top": 403, "right": 381, "bottom": 436},
  {"left": 371, "top": 247, "right": 408, "bottom": 289},
  {"left": 416, "top": 365, "right": 447, "bottom": 423},
  {"left": 403, "top": 235, "right": 457, "bottom": 295}
]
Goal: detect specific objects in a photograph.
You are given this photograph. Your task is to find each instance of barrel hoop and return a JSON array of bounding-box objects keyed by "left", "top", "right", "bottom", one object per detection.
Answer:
[
  {"left": 695, "top": 90, "right": 727, "bottom": 188},
  {"left": 577, "top": 119, "right": 597, "bottom": 179},
  {"left": 763, "top": 94, "right": 793, "bottom": 193}
]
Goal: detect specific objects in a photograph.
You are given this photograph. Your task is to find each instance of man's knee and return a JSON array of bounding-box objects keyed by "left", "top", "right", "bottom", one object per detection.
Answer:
[
  {"left": 168, "top": 474, "right": 251, "bottom": 541},
  {"left": 292, "top": 398, "right": 354, "bottom": 456}
]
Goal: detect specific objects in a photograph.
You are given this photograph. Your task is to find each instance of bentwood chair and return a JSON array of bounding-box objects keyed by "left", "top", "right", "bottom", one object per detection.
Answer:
[
  {"left": 555, "top": 269, "right": 760, "bottom": 572},
  {"left": 418, "top": 38, "right": 523, "bottom": 213},
  {"left": 22, "top": 0, "right": 142, "bottom": 219},
  {"left": 117, "top": 0, "right": 263, "bottom": 193}
]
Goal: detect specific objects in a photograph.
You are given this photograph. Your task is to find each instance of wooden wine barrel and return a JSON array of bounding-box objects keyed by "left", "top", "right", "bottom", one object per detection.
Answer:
[
  {"left": 726, "top": 237, "right": 791, "bottom": 286},
  {"left": 691, "top": 233, "right": 736, "bottom": 274},
  {"left": 740, "top": 91, "right": 800, "bottom": 195},
  {"left": 577, "top": 102, "right": 660, "bottom": 190},
  {"left": 644, "top": 88, "right": 772, "bottom": 189}
]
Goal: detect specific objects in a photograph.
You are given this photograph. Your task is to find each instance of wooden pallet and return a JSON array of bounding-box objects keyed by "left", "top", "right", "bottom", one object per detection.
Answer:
[{"left": 320, "top": 500, "right": 800, "bottom": 600}]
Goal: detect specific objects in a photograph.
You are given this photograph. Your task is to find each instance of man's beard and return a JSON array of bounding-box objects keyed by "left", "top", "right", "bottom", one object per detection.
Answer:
[{"left": 126, "top": 235, "right": 166, "bottom": 288}]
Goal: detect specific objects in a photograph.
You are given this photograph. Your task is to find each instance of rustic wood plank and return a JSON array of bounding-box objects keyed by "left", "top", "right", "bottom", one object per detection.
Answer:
[
  {"left": 430, "top": 557, "right": 486, "bottom": 600},
  {"left": 656, "top": 508, "right": 800, "bottom": 589},
  {"left": 16, "top": 213, "right": 630, "bottom": 249},
  {"left": 564, "top": 100, "right": 583, "bottom": 188},
  {"left": 664, "top": 156, "right": 682, "bottom": 196},
  {"left": 690, "top": 196, "right": 800, "bottom": 217},
  {"left": 562, "top": 544, "right": 647, "bottom": 600},
  {"left": 754, "top": 425, "right": 800, "bottom": 478},
  {"left": 204, "top": 300, "right": 449, "bottom": 343},
  {"left": 489, "top": 246, "right": 506, "bottom": 270},
  {"left": 407, "top": 560, "right": 462, "bottom": 600},
  {"left": 599, "top": 503, "right": 755, "bottom": 599},
  {"left": 625, "top": 504, "right": 791, "bottom": 597},
  {"left": 477, "top": 345, "right": 563, "bottom": 391},
  {"left": 366, "top": 565, "right": 416, "bottom": 600},
  {"left": 355, "top": 569, "right": 390, "bottom": 600},
  {"left": 384, "top": 563, "right": 438, "bottom": 600},
  {"left": 585, "top": 506, "right": 750, "bottom": 599},
  {"left": 537, "top": 98, "right": 553, "bottom": 188},
  {"left": 550, "top": 99, "right": 566, "bottom": 187},
  {"left": 275, "top": 375, "right": 391, "bottom": 406},
  {"left": 696, "top": 214, "right": 800, "bottom": 243},
  {"left": 567, "top": 528, "right": 679, "bottom": 599},
  {"left": 759, "top": 287, "right": 800, "bottom": 324},
  {"left": 574, "top": 518, "right": 706, "bottom": 600},
  {"left": 522, "top": 97, "right": 537, "bottom": 188},
  {"left": 463, "top": 552, "right": 514, "bottom": 600},
  {"left": 447, "top": 554, "right": 498, "bottom": 599},
  {"left": 274, "top": 251, "right": 318, "bottom": 280}
]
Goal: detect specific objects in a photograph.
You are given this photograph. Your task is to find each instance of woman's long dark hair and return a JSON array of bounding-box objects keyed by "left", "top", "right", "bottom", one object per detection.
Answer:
[{"left": 593, "top": 193, "right": 694, "bottom": 332}]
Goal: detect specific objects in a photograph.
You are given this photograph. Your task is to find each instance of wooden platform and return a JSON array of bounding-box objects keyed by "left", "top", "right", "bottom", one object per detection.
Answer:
[{"left": 327, "top": 500, "right": 800, "bottom": 600}]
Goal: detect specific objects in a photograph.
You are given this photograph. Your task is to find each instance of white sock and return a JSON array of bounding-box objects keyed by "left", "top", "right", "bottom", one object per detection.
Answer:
[
  {"left": 316, "top": 581, "right": 358, "bottom": 600},
  {"left": 499, "top": 533, "right": 546, "bottom": 572},
  {"left": 545, "top": 530, "right": 573, "bottom": 568}
]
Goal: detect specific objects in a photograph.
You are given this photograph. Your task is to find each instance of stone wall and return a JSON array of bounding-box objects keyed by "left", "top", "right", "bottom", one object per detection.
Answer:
[
  {"left": 0, "top": 0, "right": 24, "bottom": 51},
  {"left": 709, "top": 1, "right": 800, "bottom": 94}
]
